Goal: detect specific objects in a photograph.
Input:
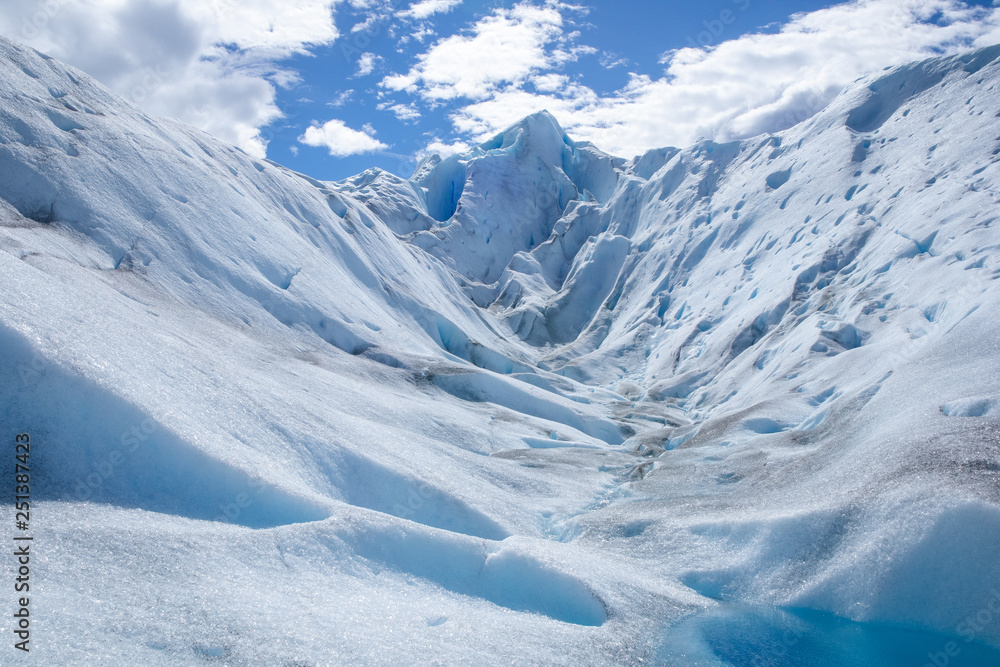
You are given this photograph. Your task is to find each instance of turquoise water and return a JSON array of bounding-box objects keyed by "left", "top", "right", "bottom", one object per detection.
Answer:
[{"left": 656, "top": 605, "right": 1000, "bottom": 666}]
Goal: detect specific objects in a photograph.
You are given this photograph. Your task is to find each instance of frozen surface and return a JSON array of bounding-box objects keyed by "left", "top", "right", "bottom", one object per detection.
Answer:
[
  {"left": 1, "top": 35, "right": 999, "bottom": 664},
  {"left": 656, "top": 604, "right": 1000, "bottom": 666}
]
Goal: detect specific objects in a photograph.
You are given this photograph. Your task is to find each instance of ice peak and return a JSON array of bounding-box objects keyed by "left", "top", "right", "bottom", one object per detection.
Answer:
[
  {"left": 402, "top": 109, "right": 625, "bottom": 284},
  {"left": 478, "top": 110, "right": 571, "bottom": 154}
]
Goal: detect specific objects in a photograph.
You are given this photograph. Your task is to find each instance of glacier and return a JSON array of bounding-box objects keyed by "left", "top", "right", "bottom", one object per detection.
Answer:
[{"left": 1, "top": 34, "right": 1000, "bottom": 665}]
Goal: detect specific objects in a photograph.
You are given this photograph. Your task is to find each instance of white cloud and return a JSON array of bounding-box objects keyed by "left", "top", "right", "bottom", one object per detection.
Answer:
[
  {"left": 350, "top": 13, "right": 382, "bottom": 34},
  {"left": 599, "top": 52, "right": 628, "bottom": 69},
  {"left": 328, "top": 90, "right": 355, "bottom": 107},
  {"left": 378, "top": 102, "right": 422, "bottom": 122},
  {"left": 531, "top": 73, "right": 571, "bottom": 93},
  {"left": 0, "top": 0, "right": 340, "bottom": 158},
  {"left": 5, "top": 0, "right": 997, "bottom": 169},
  {"left": 398, "top": 26, "right": 436, "bottom": 45},
  {"left": 398, "top": 0, "right": 462, "bottom": 21},
  {"left": 299, "top": 118, "right": 389, "bottom": 157},
  {"left": 381, "top": 2, "right": 573, "bottom": 101},
  {"left": 972, "top": 11, "right": 1000, "bottom": 47},
  {"left": 355, "top": 52, "right": 383, "bottom": 77},
  {"left": 418, "top": 138, "right": 471, "bottom": 160},
  {"left": 437, "top": 0, "right": 1000, "bottom": 158}
]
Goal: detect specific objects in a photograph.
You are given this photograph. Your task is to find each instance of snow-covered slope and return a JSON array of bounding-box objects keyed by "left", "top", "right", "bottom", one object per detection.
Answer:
[{"left": 1, "top": 35, "right": 999, "bottom": 664}]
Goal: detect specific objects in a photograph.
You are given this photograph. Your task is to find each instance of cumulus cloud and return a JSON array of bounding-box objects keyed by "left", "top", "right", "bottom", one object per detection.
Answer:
[
  {"left": 299, "top": 119, "right": 389, "bottom": 156},
  {"left": 355, "top": 52, "right": 383, "bottom": 77},
  {"left": 417, "top": 138, "right": 471, "bottom": 160},
  {"left": 382, "top": 2, "right": 573, "bottom": 100},
  {"left": 398, "top": 0, "right": 463, "bottom": 21},
  {"left": 6, "top": 0, "right": 998, "bottom": 168},
  {"left": 378, "top": 102, "right": 422, "bottom": 122},
  {"left": 395, "top": 0, "right": 1000, "bottom": 158},
  {"left": 0, "top": 0, "right": 340, "bottom": 157}
]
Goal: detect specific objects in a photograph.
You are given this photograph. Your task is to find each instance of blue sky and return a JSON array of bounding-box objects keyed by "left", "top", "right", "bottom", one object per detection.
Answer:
[
  {"left": 276, "top": 1, "right": 844, "bottom": 179},
  {"left": 2, "top": 0, "right": 999, "bottom": 180}
]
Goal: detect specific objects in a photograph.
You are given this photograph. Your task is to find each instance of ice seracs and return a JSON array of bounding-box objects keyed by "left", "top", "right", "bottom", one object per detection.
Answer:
[{"left": 399, "top": 110, "right": 624, "bottom": 287}]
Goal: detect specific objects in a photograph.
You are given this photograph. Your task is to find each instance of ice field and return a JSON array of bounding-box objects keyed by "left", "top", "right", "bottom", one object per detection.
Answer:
[{"left": 1, "top": 35, "right": 1000, "bottom": 664}]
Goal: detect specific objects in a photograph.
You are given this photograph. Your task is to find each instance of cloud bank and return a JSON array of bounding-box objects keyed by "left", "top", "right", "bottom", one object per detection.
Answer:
[
  {"left": 384, "top": 0, "right": 1000, "bottom": 157},
  {"left": 0, "top": 0, "right": 341, "bottom": 157},
  {"left": 4, "top": 0, "right": 1000, "bottom": 163}
]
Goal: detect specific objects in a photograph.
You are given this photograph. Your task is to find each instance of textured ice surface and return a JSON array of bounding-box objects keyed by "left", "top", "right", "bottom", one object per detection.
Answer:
[
  {"left": 656, "top": 604, "right": 1000, "bottom": 666},
  {"left": 1, "top": 35, "right": 999, "bottom": 664}
]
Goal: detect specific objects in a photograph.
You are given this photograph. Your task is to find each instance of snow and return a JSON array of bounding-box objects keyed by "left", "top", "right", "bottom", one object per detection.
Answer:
[{"left": 1, "top": 35, "right": 1000, "bottom": 664}]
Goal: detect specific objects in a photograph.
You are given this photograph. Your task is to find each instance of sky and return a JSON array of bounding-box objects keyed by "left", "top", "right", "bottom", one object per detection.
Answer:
[{"left": 2, "top": 0, "right": 1000, "bottom": 180}]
